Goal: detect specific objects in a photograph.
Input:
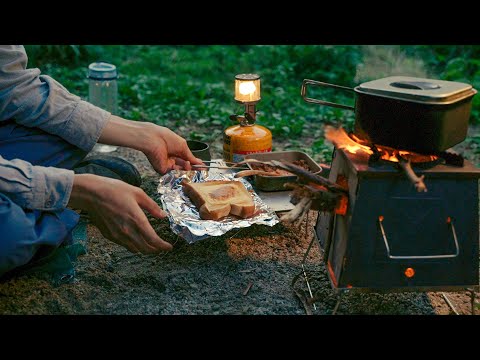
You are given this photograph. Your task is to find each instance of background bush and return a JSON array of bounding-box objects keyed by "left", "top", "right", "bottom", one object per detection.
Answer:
[{"left": 23, "top": 45, "right": 480, "bottom": 160}]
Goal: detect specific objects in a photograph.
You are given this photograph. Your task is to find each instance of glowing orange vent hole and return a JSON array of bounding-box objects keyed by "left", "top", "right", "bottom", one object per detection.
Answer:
[{"left": 404, "top": 268, "right": 415, "bottom": 278}]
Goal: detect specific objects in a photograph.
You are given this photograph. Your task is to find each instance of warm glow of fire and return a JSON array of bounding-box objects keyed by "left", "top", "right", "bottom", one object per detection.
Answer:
[
  {"left": 324, "top": 126, "right": 439, "bottom": 163},
  {"left": 324, "top": 126, "right": 373, "bottom": 155},
  {"left": 350, "top": 133, "right": 364, "bottom": 143}
]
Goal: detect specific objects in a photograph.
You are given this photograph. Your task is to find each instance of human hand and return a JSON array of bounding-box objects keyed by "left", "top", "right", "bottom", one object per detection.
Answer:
[
  {"left": 143, "top": 124, "right": 204, "bottom": 174},
  {"left": 68, "top": 174, "right": 172, "bottom": 254}
]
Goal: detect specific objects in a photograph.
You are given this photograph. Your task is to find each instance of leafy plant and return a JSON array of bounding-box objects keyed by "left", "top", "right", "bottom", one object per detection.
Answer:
[{"left": 25, "top": 44, "right": 480, "bottom": 159}]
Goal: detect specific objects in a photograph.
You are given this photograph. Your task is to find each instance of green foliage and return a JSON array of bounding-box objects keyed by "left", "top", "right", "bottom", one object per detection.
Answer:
[
  {"left": 467, "top": 135, "right": 480, "bottom": 155},
  {"left": 24, "top": 45, "right": 480, "bottom": 162},
  {"left": 24, "top": 45, "right": 97, "bottom": 67},
  {"left": 401, "top": 45, "right": 480, "bottom": 125}
]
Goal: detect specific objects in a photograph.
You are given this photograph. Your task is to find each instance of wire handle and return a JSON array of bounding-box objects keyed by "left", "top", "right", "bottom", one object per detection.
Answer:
[{"left": 378, "top": 216, "right": 459, "bottom": 260}]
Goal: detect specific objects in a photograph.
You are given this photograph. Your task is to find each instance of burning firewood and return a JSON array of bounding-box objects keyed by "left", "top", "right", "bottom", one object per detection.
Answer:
[
  {"left": 287, "top": 183, "right": 343, "bottom": 211},
  {"left": 234, "top": 158, "right": 348, "bottom": 224},
  {"left": 397, "top": 155, "right": 428, "bottom": 192},
  {"left": 325, "top": 126, "right": 430, "bottom": 193},
  {"left": 235, "top": 158, "right": 347, "bottom": 194},
  {"left": 281, "top": 182, "right": 345, "bottom": 224},
  {"left": 281, "top": 197, "right": 312, "bottom": 224}
]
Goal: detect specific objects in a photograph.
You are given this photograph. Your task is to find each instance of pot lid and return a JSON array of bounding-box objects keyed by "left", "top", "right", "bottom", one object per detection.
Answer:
[{"left": 355, "top": 76, "right": 476, "bottom": 104}]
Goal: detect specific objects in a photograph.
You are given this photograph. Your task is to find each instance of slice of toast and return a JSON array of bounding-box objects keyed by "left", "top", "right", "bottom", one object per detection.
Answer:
[{"left": 183, "top": 180, "right": 256, "bottom": 220}]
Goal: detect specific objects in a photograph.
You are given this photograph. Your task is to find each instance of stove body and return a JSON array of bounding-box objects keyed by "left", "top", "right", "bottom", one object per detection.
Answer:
[{"left": 315, "top": 147, "right": 480, "bottom": 291}]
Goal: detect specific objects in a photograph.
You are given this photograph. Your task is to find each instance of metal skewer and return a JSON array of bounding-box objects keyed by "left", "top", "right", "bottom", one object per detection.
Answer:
[{"left": 191, "top": 164, "right": 249, "bottom": 170}]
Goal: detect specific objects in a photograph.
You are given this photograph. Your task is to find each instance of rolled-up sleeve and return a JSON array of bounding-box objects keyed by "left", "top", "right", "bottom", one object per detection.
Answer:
[
  {"left": 0, "top": 45, "right": 111, "bottom": 211},
  {"left": 0, "top": 45, "right": 111, "bottom": 152},
  {"left": 0, "top": 155, "right": 74, "bottom": 210}
]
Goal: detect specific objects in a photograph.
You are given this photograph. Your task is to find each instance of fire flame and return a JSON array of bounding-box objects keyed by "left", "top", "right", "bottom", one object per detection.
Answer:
[
  {"left": 324, "top": 126, "right": 438, "bottom": 163},
  {"left": 325, "top": 126, "right": 373, "bottom": 155}
]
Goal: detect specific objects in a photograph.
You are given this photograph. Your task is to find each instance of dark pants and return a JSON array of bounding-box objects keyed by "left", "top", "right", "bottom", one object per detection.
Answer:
[{"left": 0, "top": 121, "right": 88, "bottom": 276}]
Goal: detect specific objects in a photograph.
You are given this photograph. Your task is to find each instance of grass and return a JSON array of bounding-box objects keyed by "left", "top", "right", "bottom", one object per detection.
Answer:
[{"left": 23, "top": 45, "right": 480, "bottom": 162}]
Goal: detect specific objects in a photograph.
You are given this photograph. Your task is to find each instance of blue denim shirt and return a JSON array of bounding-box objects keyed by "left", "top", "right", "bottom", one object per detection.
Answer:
[{"left": 0, "top": 45, "right": 111, "bottom": 211}]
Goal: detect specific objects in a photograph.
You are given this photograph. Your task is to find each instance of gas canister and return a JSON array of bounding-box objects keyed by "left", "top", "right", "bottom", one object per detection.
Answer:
[{"left": 223, "top": 115, "right": 272, "bottom": 163}]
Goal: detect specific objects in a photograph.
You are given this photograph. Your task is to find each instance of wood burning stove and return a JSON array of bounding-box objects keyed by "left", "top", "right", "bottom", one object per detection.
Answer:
[
  {"left": 314, "top": 145, "right": 480, "bottom": 294},
  {"left": 299, "top": 77, "right": 480, "bottom": 313}
]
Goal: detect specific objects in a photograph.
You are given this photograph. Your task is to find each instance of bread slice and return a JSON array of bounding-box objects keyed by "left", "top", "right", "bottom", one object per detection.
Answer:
[{"left": 183, "top": 180, "right": 256, "bottom": 220}]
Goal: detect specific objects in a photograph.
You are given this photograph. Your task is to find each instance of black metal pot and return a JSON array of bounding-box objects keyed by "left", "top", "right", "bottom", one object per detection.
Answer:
[{"left": 301, "top": 76, "right": 477, "bottom": 154}]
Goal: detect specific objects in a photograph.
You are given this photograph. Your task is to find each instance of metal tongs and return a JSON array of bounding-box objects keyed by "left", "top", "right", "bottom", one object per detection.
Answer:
[
  {"left": 192, "top": 159, "right": 280, "bottom": 175},
  {"left": 191, "top": 160, "right": 250, "bottom": 170},
  {"left": 192, "top": 159, "right": 307, "bottom": 177}
]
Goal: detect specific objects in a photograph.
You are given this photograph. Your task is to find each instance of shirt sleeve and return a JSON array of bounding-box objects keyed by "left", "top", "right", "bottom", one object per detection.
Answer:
[
  {"left": 0, "top": 45, "right": 111, "bottom": 152},
  {"left": 0, "top": 155, "right": 74, "bottom": 211}
]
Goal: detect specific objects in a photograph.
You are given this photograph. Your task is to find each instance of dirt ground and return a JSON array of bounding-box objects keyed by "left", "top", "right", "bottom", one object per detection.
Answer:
[{"left": 1, "top": 129, "right": 479, "bottom": 315}]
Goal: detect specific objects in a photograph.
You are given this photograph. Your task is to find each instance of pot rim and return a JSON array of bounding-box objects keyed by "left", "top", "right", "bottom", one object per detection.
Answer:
[{"left": 355, "top": 76, "right": 477, "bottom": 105}]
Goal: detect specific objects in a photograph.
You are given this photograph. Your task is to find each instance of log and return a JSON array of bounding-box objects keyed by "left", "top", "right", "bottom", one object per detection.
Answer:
[
  {"left": 281, "top": 197, "right": 312, "bottom": 224},
  {"left": 281, "top": 182, "right": 344, "bottom": 224},
  {"left": 270, "top": 160, "right": 347, "bottom": 193},
  {"left": 286, "top": 182, "right": 343, "bottom": 212}
]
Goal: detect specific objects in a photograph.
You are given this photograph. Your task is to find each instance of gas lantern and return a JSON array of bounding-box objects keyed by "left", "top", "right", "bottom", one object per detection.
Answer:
[{"left": 223, "top": 74, "right": 272, "bottom": 163}]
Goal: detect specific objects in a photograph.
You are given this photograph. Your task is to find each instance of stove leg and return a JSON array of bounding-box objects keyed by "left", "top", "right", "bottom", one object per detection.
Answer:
[
  {"left": 301, "top": 226, "right": 316, "bottom": 266},
  {"left": 301, "top": 264, "right": 316, "bottom": 311},
  {"left": 441, "top": 292, "right": 459, "bottom": 315},
  {"left": 332, "top": 291, "right": 345, "bottom": 315},
  {"left": 468, "top": 289, "right": 476, "bottom": 315},
  {"left": 301, "top": 214, "right": 317, "bottom": 311}
]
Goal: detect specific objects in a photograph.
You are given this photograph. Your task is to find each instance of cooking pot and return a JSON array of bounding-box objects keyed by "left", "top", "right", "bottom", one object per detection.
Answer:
[{"left": 301, "top": 76, "right": 477, "bottom": 154}]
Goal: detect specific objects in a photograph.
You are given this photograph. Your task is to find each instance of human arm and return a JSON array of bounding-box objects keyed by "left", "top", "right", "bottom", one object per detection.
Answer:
[
  {"left": 0, "top": 45, "right": 107, "bottom": 211},
  {"left": 0, "top": 45, "right": 202, "bottom": 173},
  {"left": 0, "top": 45, "right": 110, "bottom": 152},
  {"left": 97, "top": 115, "right": 204, "bottom": 174},
  {"left": 0, "top": 45, "right": 194, "bottom": 253}
]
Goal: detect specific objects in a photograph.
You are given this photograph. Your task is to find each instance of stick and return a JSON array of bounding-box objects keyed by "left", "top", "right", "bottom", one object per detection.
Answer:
[
  {"left": 239, "top": 268, "right": 258, "bottom": 273},
  {"left": 270, "top": 160, "right": 347, "bottom": 193},
  {"left": 441, "top": 292, "right": 459, "bottom": 315},
  {"left": 281, "top": 197, "right": 312, "bottom": 224},
  {"left": 397, "top": 156, "right": 428, "bottom": 192},
  {"left": 235, "top": 158, "right": 347, "bottom": 194},
  {"left": 291, "top": 271, "right": 313, "bottom": 315},
  {"left": 243, "top": 282, "right": 253, "bottom": 296},
  {"left": 286, "top": 182, "right": 341, "bottom": 212}
]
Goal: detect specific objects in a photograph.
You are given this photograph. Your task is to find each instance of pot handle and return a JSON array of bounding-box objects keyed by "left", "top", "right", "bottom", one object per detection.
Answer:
[{"left": 301, "top": 79, "right": 355, "bottom": 111}]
